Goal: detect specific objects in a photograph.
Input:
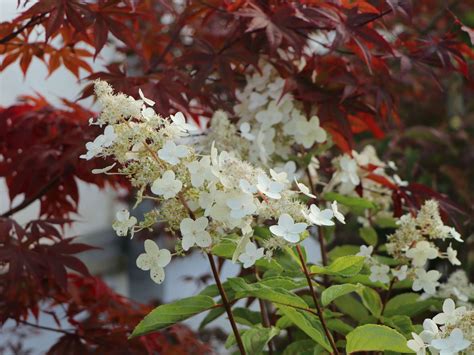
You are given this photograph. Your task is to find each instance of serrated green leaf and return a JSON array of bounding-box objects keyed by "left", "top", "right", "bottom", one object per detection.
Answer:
[
  {"left": 321, "top": 284, "right": 364, "bottom": 306},
  {"left": 277, "top": 305, "right": 333, "bottom": 352},
  {"left": 326, "top": 318, "right": 354, "bottom": 336},
  {"left": 242, "top": 326, "right": 279, "bottom": 354},
  {"left": 333, "top": 294, "right": 369, "bottom": 322},
  {"left": 328, "top": 245, "right": 361, "bottom": 260},
  {"left": 312, "top": 255, "right": 365, "bottom": 277},
  {"left": 359, "top": 227, "right": 378, "bottom": 246},
  {"left": 384, "top": 293, "right": 440, "bottom": 317},
  {"left": 131, "top": 296, "right": 216, "bottom": 337},
  {"left": 357, "top": 286, "right": 383, "bottom": 317},
  {"left": 346, "top": 325, "right": 413, "bottom": 353},
  {"left": 228, "top": 278, "right": 308, "bottom": 309},
  {"left": 211, "top": 237, "right": 236, "bottom": 259},
  {"left": 283, "top": 339, "right": 322, "bottom": 355},
  {"left": 233, "top": 308, "right": 262, "bottom": 327}
]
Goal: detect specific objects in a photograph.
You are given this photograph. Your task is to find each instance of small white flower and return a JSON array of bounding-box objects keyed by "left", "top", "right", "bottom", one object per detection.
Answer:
[
  {"left": 180, "top": 217, "right": 212, "bottom": 251},
  {"left": 452, "top": 287, "right": 468, "bottom": 302},
  {"left": 357, "top": 245, "right": 373, "bottom": 258},
  {"left": 112, "top": 209, "right": 137, "bottom": 237},
  {"left": 240, "top": 122, "right": 255, "bottom": 140},
  {"left": 239, "top": 179, "right": 258, "bottom": 195},
  {"left": 270, "top": 213, "right": 308, "bottom": 243},
  {"left": 339, "top": 155, "right": 360, "bottom": 186},
  {"left": 270, "top": 169, "right": 289, "bottom": 184},
  {"left": 419, "top": 319, "right": 439, "bottom": 343},
  {"left": 226, "top": 193, "right": 257, "bottom": 219},
  {"left": 407, "top": 332, "right": 427, "bottom": 355},
  {"left": 170, "top": 112, "right": 196, "bottom": 135},
  {"left": 102, "top": 125, "right": 117, "bottom": 147},
  {"left": 158, "top": 140, "right": 189, "bottom": 165},
  {"left": 80, "top": 126, "right": 116, "bottom": 160},
  {"left": 446, "top": 244, "right": 461, "bottom": 266},
  {"left": 391, "top": 265, "right": 408, "bottom": 281},
  {"left": 432, "top": 298, "right": 466, "bottom": 325},
  {"left": 151, "top": 170, "right": 182, "bottom": 199},
  {"left": 256, "top": 174, "right": 284, "bottom": 199},
  {"left": 295, "top": 178, "right": 316, "bottom": 199},
  {"left": 431, "top": 328, "right": 471, "bottom": 354},
  {"left": 369, "top": 264, "right": 390, "bottom": 284},
  {"left": 187, "top": 156, "right": 214, "bottom": 188},
  {"left": 139, "top": 88, "right": 155, "bottom": 106},
  {"left": 141, "top": 106, "right": 156, "bottom": 120},
  {"left": 412, "top": 269, "right": 441, "bottom": 295},
  {"left": 238, "top": 242, "right": 264, "bottom": 268},
  {"left": 331, "top": 201, "right": 345, "bottom": 224},
  {"left": 303, "top": 205, "right": 334, "bottom": 226},
  {"left": 406, "top": 241, "right": 439, "bottom": 267},
  {"left": 136, "top": 239, "right": 171, "bottom": 284}
]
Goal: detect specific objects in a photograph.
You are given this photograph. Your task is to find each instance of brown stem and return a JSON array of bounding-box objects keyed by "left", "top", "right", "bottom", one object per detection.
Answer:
[
  {"left": 296, "top": 245, "right": 339, "bottom": 355},
  {"left": 381, "top": 278, "right": 396, "bottom": 316},
  {"left": 207, "top": 253, "right": 246, "bottom": 355},
  {"left": 1, "top": 175, "right": 61, "bottom": 218},
  {"left": 255, "top": 268, "right": 274, "bottom": 355},
  {"left": 0, "top": 13, "right": 47, "bottom": 45}
]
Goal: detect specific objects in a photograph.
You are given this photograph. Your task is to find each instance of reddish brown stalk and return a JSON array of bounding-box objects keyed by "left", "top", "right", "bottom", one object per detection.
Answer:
[
  {"left": 207, "top": 253, "right": 246, "bottom": 355},
  {"left": 296, "top": 245, "right": 339, "bottom": 355}
]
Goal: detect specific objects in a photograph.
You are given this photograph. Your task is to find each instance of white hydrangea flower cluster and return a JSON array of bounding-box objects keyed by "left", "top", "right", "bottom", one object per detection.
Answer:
[
  {"left": 383, "top": 200, "right": 463, "bottom": 295},
  {"left": 437, "top": 270, "right": 474, "bottom": 307},
  {"left": 407, "top": 298, "right": 472, "bottom": 355},
  {"left": 327, "top": 145, "right": 405, "bottom": 225},
  {"left": 230, "top": 61, "right": 326, "bottom": 165},
  {"left": 84, "top": 80, "right": 345, "bottom": 284}
]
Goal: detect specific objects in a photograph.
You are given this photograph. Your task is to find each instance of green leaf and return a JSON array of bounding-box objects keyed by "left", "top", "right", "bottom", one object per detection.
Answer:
[
  {"left": 328, "top": 245, "right": 361, "bottom": 260},
  {"left": 228, "top": 278, "right": 308, "bottom": 309},
  {"left": 333, "top": 294, "right": 369, "bottom": 322},
  {"left": 326, "top": 318, "right": 354, "bottom": 336},
  {"left": 277, "top": 305, "right": 333, "bottom": 352},
  {"left": 359, "top": 227, "right": 378, "bottom": 246},
  {"left": 384, "top": 293, "right": 440, "bottom": 317},
  {"left": 383, "top": 315, "right": 415, "bottom": 338},
  {"left": 233, "top": 308, "right": 262, "bottom": 327},
  {"left": 259, "top": 276, "right": 306, "bottom": 290},
  {"left": 332, "top": 274, "right": 389, "bottom": 290},
  {"left": 131, "top": 296, "right": 216, "bottom": 337},
  {"left": 283, "top": 339, "right": 322, "bottom": 355},
  {"left": 199, "top": 306, "right": 225, "bottom": 330},
  {"left": 321, "top": 284, "right": 364, "bottom": 306},
  {"left": 242, "top": 326, "right": 279, "bottom": 354},
  {"left": 357, "top": 286, "right": 383, "bottom": 317},
  {"left": 324, "top": 192, "right": 376, "bottom": 210},
  {"left": 211, "top": 237, "right": 236, "bottom": 259},
  {"left": 312, "top": 255, "right": 365, "bottom": 277},
  {"left": 346, "top": 325, "right": 413, "bottom": 353}
]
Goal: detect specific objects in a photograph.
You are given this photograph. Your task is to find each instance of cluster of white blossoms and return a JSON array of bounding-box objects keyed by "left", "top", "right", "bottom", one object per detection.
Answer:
[
  {"left": 383, "top": 200, "right": 462, "bottom": 295},
  {"left": 327, "top": 145, "right": 406, "bottom": 226},
  {"left": 355, "top": 200, "right": 464, "bottom": 295},
  {"left": 84, "top": 80, "right": 345, "bottom": 283},
  {"left": 407, "top": 298, "right": 472, "bottom": 355},
  {"left": 229, "top": 61, "right": 326, "bottom": 165},
  {"left": 436, "top": 270, "right": 474, "bottom": 307}
]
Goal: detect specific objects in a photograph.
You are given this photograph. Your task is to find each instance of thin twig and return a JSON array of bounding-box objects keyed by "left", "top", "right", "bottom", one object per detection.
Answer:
[
  {"left": 207, "top": 253, "right": 246, "bottom": 355},
  {"left": 0, "top": 13, "right": 47, "bottom": 45},
  {"left": 296, "top": 245, "right": 339, "bottom": 355},
  {"left": 1, "top": 175, "right": 61, "bottom": 218}
]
